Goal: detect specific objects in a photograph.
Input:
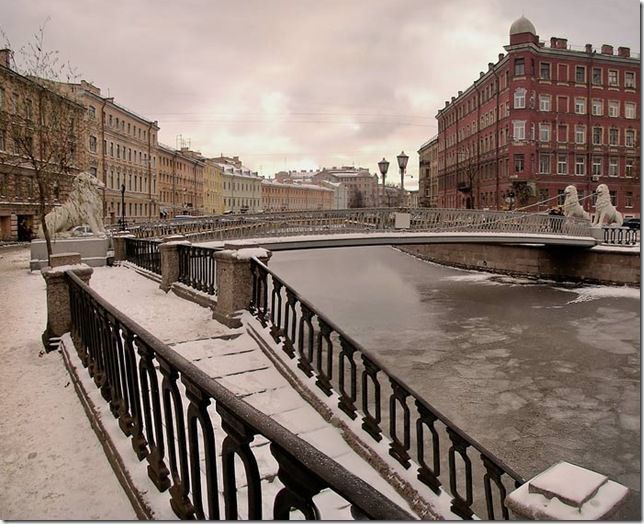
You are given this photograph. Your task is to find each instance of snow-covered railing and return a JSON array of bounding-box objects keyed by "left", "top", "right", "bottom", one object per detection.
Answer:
[
  {"left": 65, "top": 270, "right": 414, "bottom": 520},
  {"left": 123, "top": 208, "right": 594, "bottom": 242},
  {"left": 602, "top": 227, "right": 639, "bottom": 246},
  {"left": 249, "top": 257, "right": 525, "bottom": 520},
  {"left": 177, "top": 244, "right": 219, "bottom": 295}
]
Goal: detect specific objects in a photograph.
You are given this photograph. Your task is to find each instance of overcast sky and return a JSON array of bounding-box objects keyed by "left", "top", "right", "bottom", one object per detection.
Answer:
[{"left": 2, "top": 0, "right": 640, "bottom": 188}]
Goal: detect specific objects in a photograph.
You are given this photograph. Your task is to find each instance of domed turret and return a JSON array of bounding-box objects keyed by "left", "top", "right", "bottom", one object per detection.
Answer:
[{"left": 509, "top": 15, "right": 536, "bottom": 36}]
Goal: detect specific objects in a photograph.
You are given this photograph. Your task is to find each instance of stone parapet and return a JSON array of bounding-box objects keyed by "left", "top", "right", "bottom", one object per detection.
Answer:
[
  {"left": 112, "top": 234, "right": 136, "bottom": 261},
  {"left": 159, "top": 240, "right": 191, "bottom": 292}
]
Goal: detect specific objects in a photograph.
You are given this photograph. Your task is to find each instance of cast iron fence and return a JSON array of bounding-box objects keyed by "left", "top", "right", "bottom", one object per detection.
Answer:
[
  {"left": 249, "top": 257, "right": 525, "bottom": 520},
  {"left": 177, "top": 245, "right": 220, "bottom": 295},
  {"left": 124, "top": 208, "right": 594, "bottom": 242},
  {"left": 66, "top": 270, "right": 414, "bottom": 520},
  {"left": 125, "top": 238, "right": 161, "bottom": 275}
]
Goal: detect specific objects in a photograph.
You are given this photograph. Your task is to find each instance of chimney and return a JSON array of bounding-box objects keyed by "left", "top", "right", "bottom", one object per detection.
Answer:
[
  {"left": 0, "top": 48, "right": 11, "bottom": 69},
  {"left": 601, "top": 44, "right": 613, "bottom": 55},
  {"left": 618, "top": 46, "right": 631, "bottom": 57},
  {"left": 585, "top": 44, "right": 593, "bottom": 53}
]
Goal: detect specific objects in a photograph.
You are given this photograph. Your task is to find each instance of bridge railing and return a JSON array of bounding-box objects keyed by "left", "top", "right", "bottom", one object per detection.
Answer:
[
  {"left": 249, "top": 257, "right": 525, "bottom": 520},
  {"left": 602, "top": 227, "right": 639, "bottom": 246},
  {"left": 177, "top": 244, "right": 219, "bottom": 296},
  {"left": 65, "top": 270, "right": 414, "bottom": 520},
  {"left": 125, "top": 238, "right": 161, "bottom": 275},
  {"left": 124, "top": 208, "right": 594, "bottom": 241}
]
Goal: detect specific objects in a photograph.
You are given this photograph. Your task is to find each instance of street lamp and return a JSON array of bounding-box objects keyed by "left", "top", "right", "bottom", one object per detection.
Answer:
[
  {"left": 378, "top": 157, "right": 389, "bottom": 207},
  {"left": 397, "top": 151, "right": 409, "bottom": 192},
  {"left": 120, "top": 184, "right": 126, "bottom": 230}
]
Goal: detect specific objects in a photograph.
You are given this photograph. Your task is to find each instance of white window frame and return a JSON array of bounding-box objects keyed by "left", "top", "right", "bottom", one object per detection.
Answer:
[
  {"left": 557, "top": 154, "right": 567, "bottom": 174},
  {"left": 539, "top": 94, "right": 551, "bottom": 112},
  {"left": 539, "top": 123, "right": 551, "bottom": 142},
  {"left": 592, "top": 127, "right": 603, "bottom": 145},
  {"left": 625, "top": 102, "right": 636, "bottom": 119},
  {"left": 513, "top": 120, "right": 526, "bottom": 140},
  {"left": 609, "top": 128, "right": 619, "bottom": 146},
  {"left": 591, "top": 99, "right": 603, "bottom": 116},
  {"left": 575, "top": 65, "right": 586, "bottom": 83},
  {"left": 625, "top": 71, "right": 636, "bottom": 89},
  {"left": 592, "top": 157, "right": 602, "bottom": 176},
  {"left": 574, "top": 97, "right": 586, "bottom": 114},
  {"left": 575, "top": 156, "right": 586, "bottom": 175},
  {"left": 575, "top": 125, "right": 586, "bottom": 144},
  {"left": 625, "top": 129, "right": 635, "bottom": 147},
  {"left": 608, "top": 158, "right": 618, "bottom": 177},
  {"left": 514, "top": 88, "right": 526, "bottom": 109},
  {"left": 539, "top": 153, "right": 551, "bottom": 174},
  {"left": 625, "top": 158, "right": 634, "bottom": 177},
  {"left": 608, "top": 69, "right": 619, "bottom": 87},
  {"left": 608, "top": 101, "right": 619, "bottom": 117}
]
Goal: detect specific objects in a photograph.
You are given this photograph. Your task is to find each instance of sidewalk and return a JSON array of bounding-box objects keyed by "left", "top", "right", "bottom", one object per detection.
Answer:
[{"left": 0, "top": 246, "right": 137, "bottom": 520}]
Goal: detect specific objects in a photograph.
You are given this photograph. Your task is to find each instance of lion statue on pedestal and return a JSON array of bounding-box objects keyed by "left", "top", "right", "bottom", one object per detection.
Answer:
[
  {"left": 38, "top": 171, "right": 106, "bottom": 238},
  {"left": 562, "top": 185, "right": 590, "bottom": 220},
  {"left": 593, "top": 183, "right": 623, "bottom": 227}
]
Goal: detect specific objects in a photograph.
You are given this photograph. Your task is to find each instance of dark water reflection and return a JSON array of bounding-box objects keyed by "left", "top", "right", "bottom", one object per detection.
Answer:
[{"left": 269, "top": 246, "right": 640, "bottom": 504}]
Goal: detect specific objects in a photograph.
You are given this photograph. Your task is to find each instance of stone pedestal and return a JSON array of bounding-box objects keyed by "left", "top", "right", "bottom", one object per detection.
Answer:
[
  {"left": 41, "top": 253, "right": 93, "bottom": 351},
  {"left": 160, "top": 240, "right": 191, "bottom": 292},
  {"left": 213, "top": 246, "right": 271, "bottom": 327},
  {"left": 112, "top": 233, "right": 136, "bottom": 262},
  {"left": 31, "top": 237, "right": 110, "bottom": 270},
  {"left": 505, "top": 461, "right": 629, "bottom": 520}
]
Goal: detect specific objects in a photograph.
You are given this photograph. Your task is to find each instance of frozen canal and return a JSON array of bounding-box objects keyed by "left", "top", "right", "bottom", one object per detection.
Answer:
[{"left": 269, "top": 246, "right": 640, "bottom": 503}]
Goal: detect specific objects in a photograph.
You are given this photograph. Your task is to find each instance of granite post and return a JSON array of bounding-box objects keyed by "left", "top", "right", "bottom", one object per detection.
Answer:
[
  {"left": 160, "top": 239, "right": 191, "bottom": 292},
  {"left": 112, "top": 233, "right": 135, "bottom": 262},
  {"left": 41, "top": 252, "right": 93, "bottom": 351}
]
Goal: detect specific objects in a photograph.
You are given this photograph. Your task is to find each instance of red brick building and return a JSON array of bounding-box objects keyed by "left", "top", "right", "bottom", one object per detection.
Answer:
[{"left": 433, "top": 17, "right": 640, "bottom": 216}]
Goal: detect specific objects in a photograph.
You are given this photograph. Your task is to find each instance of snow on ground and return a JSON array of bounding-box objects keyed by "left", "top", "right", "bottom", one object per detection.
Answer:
[{"left": 0, "top": 246, "right": 137, "bottom": 520}]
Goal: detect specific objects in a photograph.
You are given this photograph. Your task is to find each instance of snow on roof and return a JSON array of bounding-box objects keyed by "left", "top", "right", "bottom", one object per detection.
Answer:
[{"left": 262, "top": 180, "right": 333, "bottom": 192}]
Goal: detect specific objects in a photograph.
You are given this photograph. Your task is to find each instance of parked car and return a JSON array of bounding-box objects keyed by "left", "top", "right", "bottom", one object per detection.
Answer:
[
  {"left": 70, "top": 225, "right": 94, "bottom": 237},
  {"left": 622, "top": 217, "right": 640, "bottom": 230}
]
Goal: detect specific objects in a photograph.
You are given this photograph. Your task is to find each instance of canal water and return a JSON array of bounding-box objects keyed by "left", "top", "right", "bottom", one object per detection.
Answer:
[{"left": 269, "top": 246, "right": 640, "bottom": 504}]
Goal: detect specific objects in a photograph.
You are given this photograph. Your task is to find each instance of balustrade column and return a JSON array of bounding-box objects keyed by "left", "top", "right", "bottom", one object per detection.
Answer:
[
  {"left": 160, "top": 239, "right": 191, "bottom": 292},
  {"left": 112, "top": 233, "right": 135, "bottom": 262},
  {"left": 213, "top": 244, "right": 271, "bottom": 327},
  {"left": 41, "top": 252, "right": 94, "bottom": 351}
]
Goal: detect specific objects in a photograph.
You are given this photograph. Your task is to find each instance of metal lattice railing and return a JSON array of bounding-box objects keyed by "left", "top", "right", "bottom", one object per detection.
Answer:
[
  {"left": 177, "top": 244, "right": 219, "bottom": 295},
  {"left": 66, "top": 270, "right": 414, "bottom": 520},
  {"left": 124, "top": 238, "right": 161, "bottom": 274},
  {"left": 249, "top": 257, "right": 525, "bottom": 520}
]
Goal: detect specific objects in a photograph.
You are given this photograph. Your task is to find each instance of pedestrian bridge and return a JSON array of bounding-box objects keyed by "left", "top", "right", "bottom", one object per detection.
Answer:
[{"left": 125, "top": 208, "right": 600, "bottom": 248}]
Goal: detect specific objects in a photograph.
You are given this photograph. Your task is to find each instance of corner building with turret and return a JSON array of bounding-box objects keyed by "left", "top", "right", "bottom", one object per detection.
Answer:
[{"left": 432, "top": 17, "right": 640, "bottom": 216}]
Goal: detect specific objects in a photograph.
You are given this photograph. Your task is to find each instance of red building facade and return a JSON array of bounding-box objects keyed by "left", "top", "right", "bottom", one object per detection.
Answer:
[{"left": 435, "top": 17, "right": 640, "bottom": 216}]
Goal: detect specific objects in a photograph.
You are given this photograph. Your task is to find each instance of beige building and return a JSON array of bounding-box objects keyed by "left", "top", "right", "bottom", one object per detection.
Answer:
[
  {"left": 212, "top": 156, "right": 262, "bottom": 213},
  {"left": 0, "top": 49, "right": 85, "bottom": 240},
  {"left": 314, "top": 167, "right": 379, "bottom": 208},
  {"left": 418, "top": 136, "right": 439, "bottom": 207},
  {"left": 203, "top": 158, "right": 224, "bottom": 215},
  {"left": 261, "top": 180, "right": 334, "bottom": 211},
  {"left": 62, "top": 80, "right": 160, "bottom": 225},
  {"left": 157, "top": 145, "right": 205, "bottom": 218}
]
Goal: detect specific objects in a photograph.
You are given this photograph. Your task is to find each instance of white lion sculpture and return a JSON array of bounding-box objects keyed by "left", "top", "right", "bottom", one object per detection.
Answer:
[
  {"left": 562, "top": 185, "right": 590, "bottom": 220},
  {"left": 593, "top": 183, "right": 623, "bottom": 227},
  {"left": 38, "top": 171, "right": 106, "bottom": 238}
]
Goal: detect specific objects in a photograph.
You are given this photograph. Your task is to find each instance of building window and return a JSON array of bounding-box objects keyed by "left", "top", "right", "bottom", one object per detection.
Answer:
[
  {"left": 625, "top": 71, "right": 636, "bottom": 89},
  {"left": 557, "top": 96, "right": 568, "bottom": 113},
  {"left": 514, "top": 88, "right": 526, "bottom": 109},
  {"left": 109, "top": 114, "right": 113, "bottom": 126},
  {"left": 625, "top": 102, "right": 636, "bottom": 119},
  {"left": 89, "top": 135, "right": 97, "bottom": 152},
  {"left": 539, "top": 153, "right": 551, "bottom": 174},
  {"left": 88, "top": 105, "right": 96, "bottom": 119},
  {"left": 625, "top": 129, "right": 635, "bottom": 147},
  {"left": 539, "top": 95, "right": 551, "bottom": 112},
  {"left": 608, "top": 101, "right": 619, "bottom": 117},
  {"left": 557, "top": 124, "right": 568, "bottom": 143},
  {"left": 540, "top": 62, "right": 551, "bottom": 80},
  {"left": 591, "top": 99, "right": 603, "bottom": 116},
  {"left": 592, "top": 127, "right": 602, "bottom": 145},
  {"left": 625, "top": 191, "right": 633, "bottom": 208},
  {"left": 514, "top": 58, "right": 525, "bottom": 76},
  {"left": 608, "top": 157, "right": 618, "bottom": 177},
  {"left": 592, "top": 67, "right": 602, "bottom": 85},
  {"left": 575, "top": 65, "right": 586, "bottom": 83},
  {"left": 609, "top": 128, "right": 619, "bottom": 146},
  {"left": 513, "top": 120, "right": 525, "bottom": 140},
  {"left": 574, "top": 97, "right": 586, "bottom": 114},
  {"left": 109, "top": 142, "right": 114, "bottom": 157},
  {"left": 575, "top": 125, "right": 586, "bottom": 144},
  {"left": 592, "top": 157, "right": 602, "bottom": 176},
  {"left": 116, "top": 144, "right": 120, "bottom": 159},
  {"left": 625, "top": 158, "right": 634, "bottom": 177},
  {"left": 539, "top": 123, "right": 550, "bottom": 142},
  {"left": 557, "top": 189, "right": 566, "bottom": 205},
  {"left": 514, "top": 154, "right": 524, "bottom": 172},
  {"left": 575, "top": 156, "right": 585, "bottom": 175},
  {"left": 609, "top": 190, "right": 617, "bottom": 206},
  {"left": 608, "top": 70, "right": 618, "bottom": 87}
]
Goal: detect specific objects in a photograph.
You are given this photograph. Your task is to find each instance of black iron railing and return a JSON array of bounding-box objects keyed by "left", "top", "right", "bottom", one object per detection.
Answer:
[
  {"left": 249, "top": 257, "right": 525, "bottom": 520},
  {"left": 602, "top": 227, "right": 639, "bottom": 246},
  {"left": 177, "top": 245, "right": 219, "bottom": 295},
  {"left": 65, "top": 271, "right": 412, "bottom": 520},
  {"left": 125, "top": 238, "right": 161, "bottom": 275}
]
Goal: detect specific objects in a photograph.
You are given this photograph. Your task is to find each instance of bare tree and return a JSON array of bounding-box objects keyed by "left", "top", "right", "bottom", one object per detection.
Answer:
[
  {"left": 0, "top": 23, "right": 87, "bottom": 259},
  {"left": 456, "top": 146, "right": 479, "bottom": 209}
]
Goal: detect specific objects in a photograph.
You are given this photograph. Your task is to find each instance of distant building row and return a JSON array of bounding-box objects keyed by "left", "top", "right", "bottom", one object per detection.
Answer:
[{"left": 418, "top": 17, "right": 640, "bottom": 216}]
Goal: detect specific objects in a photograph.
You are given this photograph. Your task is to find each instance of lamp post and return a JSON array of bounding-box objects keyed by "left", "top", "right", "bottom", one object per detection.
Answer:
[
  {"left": 397, "top": 151, "right": 409, "bottom": 208},
  {"left": 378, "top": 157, "right": 389, "bottom": 207},
  {"left": 120, "top": 184, "right": 126, "bottom": 230}
]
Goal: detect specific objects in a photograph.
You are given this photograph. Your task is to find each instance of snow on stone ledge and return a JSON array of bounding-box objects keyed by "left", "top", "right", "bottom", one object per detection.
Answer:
[
  {"left": 42, "top": 263, "right": 92, "bottom": 275},
  {"left": 220, "top": 247, "right": 270, "bottom": 260}
]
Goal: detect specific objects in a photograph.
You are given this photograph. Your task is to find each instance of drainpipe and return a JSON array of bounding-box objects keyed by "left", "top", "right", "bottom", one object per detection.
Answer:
[{"left": 492, "top": 65, "right": 500, "bottom": 210}]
